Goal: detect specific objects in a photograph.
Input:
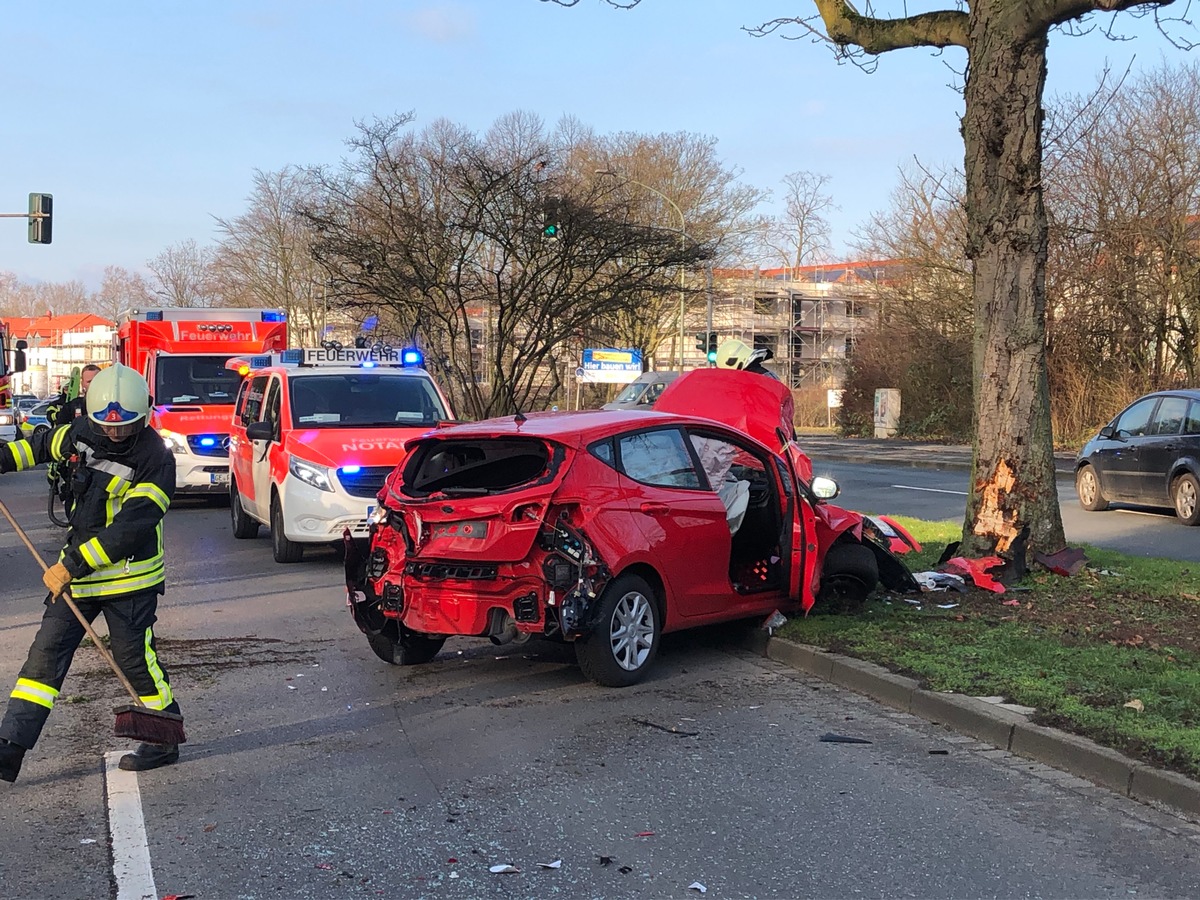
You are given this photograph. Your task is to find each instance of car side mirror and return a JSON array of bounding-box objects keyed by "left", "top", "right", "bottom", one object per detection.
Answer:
[
  {"left": 1098, "top": 425, "right": 1115, "bottom": 440},
  {"left": 246, "top": 420, "right": 274, "bottom": 442}
]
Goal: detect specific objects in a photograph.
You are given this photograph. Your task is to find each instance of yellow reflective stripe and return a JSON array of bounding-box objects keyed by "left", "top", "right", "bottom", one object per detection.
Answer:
[
  {"left": 70, "top": 570, "right": 165, "bottom": 598},
  {"left": 126, "top": 483, "right": 169, "bottom": 513},
  {"left": 8, "top": 441, "right": 34, "bottom": 470},
  {"left": 50, "top": 425, "right": 70, "bottom": 460},
  {"left": 11, "top": 678, "right": 58, "bottom": 709},
  {"left": 106, "top": 475, "right": 129, "bottom": 496},
  {"left": 141, "top": 629, "right": 173, "bottom": 710},
  {"left": 78, "top": 538, "right": 112, "bottom": 569},
  {"left": 76, "top": 555, "right": 164, "bottom": 582}
]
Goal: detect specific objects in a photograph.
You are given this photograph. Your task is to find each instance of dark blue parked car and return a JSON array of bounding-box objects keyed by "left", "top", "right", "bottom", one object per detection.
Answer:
[{"left": 1074, "top": 389, "right": 1200, "bottom": 525}]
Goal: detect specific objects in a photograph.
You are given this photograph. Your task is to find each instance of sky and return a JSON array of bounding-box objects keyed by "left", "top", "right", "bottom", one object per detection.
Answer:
[{"left": 2, "top": 1, "right": 1194, "bottom": 289}]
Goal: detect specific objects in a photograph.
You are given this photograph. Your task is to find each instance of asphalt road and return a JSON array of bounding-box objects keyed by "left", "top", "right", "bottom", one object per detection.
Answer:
[{"left": 2, "top": 469, "right": 1200, "bottom": 898}]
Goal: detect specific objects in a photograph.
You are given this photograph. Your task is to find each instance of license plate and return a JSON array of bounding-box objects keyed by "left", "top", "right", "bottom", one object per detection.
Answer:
[{"left": 210, "top": 472, "right": 230, "bottom": 485}]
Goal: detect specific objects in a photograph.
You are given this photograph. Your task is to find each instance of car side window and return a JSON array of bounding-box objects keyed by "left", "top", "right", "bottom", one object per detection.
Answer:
[
  {"left": 263, "top": 377, "right": 282, "bottom": 432},
  {"left": 240, "top": 375, "right": 268, "bottom": 427},
  {"left": 618, "top": 428, "right": 701, "bottom": 489},
  {"left": 1150, "top": 397, "right": 1188, "bottom": 436},
  {"left": 1115, "top": 398, "right": 1157, "bottom": 438},
  {"left": 1186, "top": 402, "right": 1200, "bottom": 435},
  {"left": 590, "top": 439, "right": 616, "bottom": 467}
]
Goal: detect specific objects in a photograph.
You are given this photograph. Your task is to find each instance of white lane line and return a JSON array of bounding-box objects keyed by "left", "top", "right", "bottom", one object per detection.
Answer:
[
  {"left": 891, "top": 484, "right": 969, "bottom": 496},
  {"left": 104, "top": 751, "right": 158, "bottom": 900}
]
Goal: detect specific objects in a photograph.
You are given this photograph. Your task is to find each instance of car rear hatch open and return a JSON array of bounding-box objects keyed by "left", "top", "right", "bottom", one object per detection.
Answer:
[{"left": 383, "top": 435, "right": 570, "bottom": 562}]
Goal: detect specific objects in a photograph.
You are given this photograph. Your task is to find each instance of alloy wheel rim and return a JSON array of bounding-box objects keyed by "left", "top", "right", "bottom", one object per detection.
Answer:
[
  {"left": 609, "top": 591, "right": 655, "bottom": 671},
  {"left": 1080, "top": 471, "right": 1097, "bottom": 505},
  {"left": 1180, "top": 480, "right": 1197, "bottom": 519}
]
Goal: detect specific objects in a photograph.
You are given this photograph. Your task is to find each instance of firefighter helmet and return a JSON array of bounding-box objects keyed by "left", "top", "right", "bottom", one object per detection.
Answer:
[
  {"left": 86, "top": 364, "right": 151, "bottom": 440},
  {"left": 715, "top": 338, "right": 769, "bottom": 371}
]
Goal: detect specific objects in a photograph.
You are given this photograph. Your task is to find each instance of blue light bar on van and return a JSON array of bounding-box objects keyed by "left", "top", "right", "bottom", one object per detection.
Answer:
[
  {"left": 261, "top": 311, "right": 287, "bottom": 322},
  {"left": 402, "top": 349, "right": 423, "bottom": 366},
  {"left": 280, "top": 349, "right": 304, "bottom": 365},
  {"left": 249, "top": 355, "right": 271, "bottom": 369},
  {"left": 147, "top": 310, "right": 164, "bottom": 321}
]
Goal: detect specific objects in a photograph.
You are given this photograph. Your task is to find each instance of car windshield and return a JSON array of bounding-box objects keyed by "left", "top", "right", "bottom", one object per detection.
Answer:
[
  {"left": 611, "top": 382, "right": 648, "bottom": 405},
  {"left": 290, "top": 373, "right": 448, "bottom": 428},
  {"left": 156, "top": 355, "right": 243, "bottom": 405}
]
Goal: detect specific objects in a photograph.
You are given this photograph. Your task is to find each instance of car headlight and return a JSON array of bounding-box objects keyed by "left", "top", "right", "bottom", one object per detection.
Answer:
[
  {"left": 158, "top": 429, "right": 189, "bottom": 455},
  {"left": 289, "top": 457, "right": 334, "bottom": 493}
]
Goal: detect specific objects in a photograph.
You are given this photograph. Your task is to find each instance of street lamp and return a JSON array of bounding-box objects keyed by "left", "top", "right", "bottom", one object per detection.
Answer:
[{"left": 596, "top": 169, "right": 687, "bottom": 370}]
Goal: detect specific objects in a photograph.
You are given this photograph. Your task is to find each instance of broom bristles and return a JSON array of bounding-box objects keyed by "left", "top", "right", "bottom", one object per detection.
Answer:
[{"left": 113, "top": 705, "right": 187, "bottom": 745}]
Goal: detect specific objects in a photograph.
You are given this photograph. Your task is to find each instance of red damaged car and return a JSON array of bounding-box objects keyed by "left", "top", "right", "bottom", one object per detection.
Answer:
[{"left": 345, "top": 369, "right": 916, "bottom": 686}]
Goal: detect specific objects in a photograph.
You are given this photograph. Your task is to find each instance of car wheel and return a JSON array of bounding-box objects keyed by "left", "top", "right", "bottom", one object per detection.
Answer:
[
  {"left": 1173, "top": 473, "right": 1200, "bottom": 526},
  {"left": 32, "top": 425, "right": 49, "bottom": 438},
  {"left": 575, "top": 573, "right": 661, "bottom": 687},
  {"left": 229, "top": 478, "right": 259, "bottom": 539},
  {"left": 270, "top": 493, "right": 303, "bottom": 563},
  {"left": 818, "top": 542, "right": 880, "bottom": 612},
  {"left": 1076, "top": 465, "right": 1109, "bottom": 512},
  {"left": 367, "top": 621, "right": 446, "bottom": 665}
]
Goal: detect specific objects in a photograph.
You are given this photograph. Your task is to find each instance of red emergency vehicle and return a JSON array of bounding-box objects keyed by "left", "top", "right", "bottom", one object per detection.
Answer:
[
  {"left": 113, "top": 308, "right": 289, "bottom": 493},
  {"left": 226, "top": 346, "right": 453, "bottom": 563}
]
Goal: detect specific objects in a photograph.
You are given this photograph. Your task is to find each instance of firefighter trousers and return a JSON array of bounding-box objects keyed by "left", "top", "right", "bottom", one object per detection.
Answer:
[{"left": 0, "top": 588, "right": 180, "bottom": 751}]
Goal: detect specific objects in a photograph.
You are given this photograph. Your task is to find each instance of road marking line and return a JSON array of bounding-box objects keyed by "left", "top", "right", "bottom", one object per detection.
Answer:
[
  {"left": 890, "top": 484, "right": 969, "bottom": 496},
  {"left": 104, "top": 750, "right": 158, "bottom": 900}
]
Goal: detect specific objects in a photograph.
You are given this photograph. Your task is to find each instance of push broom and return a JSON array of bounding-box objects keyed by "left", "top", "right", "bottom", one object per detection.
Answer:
[{"left": 0, "top": 497, "right": 186, "bottom": 746}]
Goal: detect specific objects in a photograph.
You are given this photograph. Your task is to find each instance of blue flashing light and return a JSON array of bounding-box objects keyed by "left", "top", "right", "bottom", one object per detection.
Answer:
[
  {"left": 199, "top": 437, "right": 217, "bottom": 448},
  {"left": 362, "top": 361, "right": 376, "bottom": 368},
  {"left": 147, "top": 310, "right": 164, "bottom": 321},
  {"left": 280, "top": 348, "right": 304, "bottom": 365},
  {"left": 249, "top": 355, "right": 271, "bottom": 369},
  {"left": 402, "top": 348, "right": 423, "bottom": 366},
  {"left": 261, "top": 311, "right": 287, "bottom": 322},
  {"left": 341, "top": 465, "right": 362, "bottom": 475}
]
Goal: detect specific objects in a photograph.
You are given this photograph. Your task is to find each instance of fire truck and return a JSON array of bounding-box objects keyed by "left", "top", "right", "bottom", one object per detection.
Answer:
[
  {"left": 0, "top": 323, "right": 27, "bottom": 442},
  {"left": 113, "top": 308, "right": 289, "bottom": 493}
]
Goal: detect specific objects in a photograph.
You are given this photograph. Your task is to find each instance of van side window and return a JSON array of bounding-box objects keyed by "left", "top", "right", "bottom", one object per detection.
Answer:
[{"left": 240, "top": 375, "right": 269, "bottom": 427}]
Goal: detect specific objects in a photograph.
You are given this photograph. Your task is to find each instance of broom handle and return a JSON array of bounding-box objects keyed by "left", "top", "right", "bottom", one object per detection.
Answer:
[{"left": 0, "top": 496, "right": 146, "bottom": 707}]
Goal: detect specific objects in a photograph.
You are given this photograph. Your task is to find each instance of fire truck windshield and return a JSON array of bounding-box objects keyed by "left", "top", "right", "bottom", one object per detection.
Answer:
[
  {"left": 290, "top": 372, "right": 448, "bottom": 428},
  {"left": 156, "top": 355, "right": 245, "bottom": 405}
]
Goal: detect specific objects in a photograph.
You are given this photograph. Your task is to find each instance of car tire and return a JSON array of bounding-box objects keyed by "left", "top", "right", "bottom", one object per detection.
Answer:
[
  {"left": 270, "top": 493, "right": 303, "bottom": 563},
  {"left": 367, "top": 621, "right": 446, "bottom": 666},
  {"left": 229, "top": 478, "right": 259, "bottom": 539},
  {"left": 32, "top": 425, "right": 49, "bottom": 438},
  {"left": 1076, "top": 464, "right": 1109, "bottom": 512},
  {"left": 817, "top": 542, "right": 880, "bottom": 612},
  {"left": 1173, "top": 473, "right": 1200, "bottom": 526},
  {"left": 575, "top": 573, "right": 661, "bottom": 687}
]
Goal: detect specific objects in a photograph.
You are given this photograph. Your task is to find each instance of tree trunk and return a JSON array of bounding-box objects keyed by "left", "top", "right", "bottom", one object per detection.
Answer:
[{"left": 960, "top": 17, "right": 1066, "bottom": 560}]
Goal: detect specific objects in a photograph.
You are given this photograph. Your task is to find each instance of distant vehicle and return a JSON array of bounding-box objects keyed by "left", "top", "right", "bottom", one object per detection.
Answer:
[
  {"left": 1075, "top": 389, "right": 1200, "bottom": 524},
  {"left": 19, "top": 400, "right": 54, "bottom": 438},
  {"left": 601, "top": 371, "right": 680, "bottom": 411}
]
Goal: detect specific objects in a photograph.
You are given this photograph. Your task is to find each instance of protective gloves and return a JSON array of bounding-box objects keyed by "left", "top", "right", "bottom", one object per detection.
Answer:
[{"left": 43, "top": 562, "right": 72, "bottom": 598}]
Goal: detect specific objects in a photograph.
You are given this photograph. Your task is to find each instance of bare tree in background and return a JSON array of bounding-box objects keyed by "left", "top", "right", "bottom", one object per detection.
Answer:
[
  {"left": 212, "top": 167, "right": 329, "bottom": 344},
  {"left": 94, "top": 266, "right": 153, "bottom": 322},
  {"left": 147, "top": 239, "right": 216, "bottom": 308},
  {"left": 301, "top": 113, "right": 712, "bottom": 418},
  {"left": 545, "top": 0, "right": 1197, "bottom": 561},
  {"left": 0, "top": 273, "right": 91, "bottom": 317},
  {"left": 764, "top": 170, "right": 836, "bottom": 270}
]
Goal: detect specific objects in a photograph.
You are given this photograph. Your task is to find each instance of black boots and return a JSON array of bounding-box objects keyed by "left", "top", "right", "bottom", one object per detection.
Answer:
[
  {"left": 118, "top": 743, "right": 179, "bottom": 772},
  {"left": 0, "top": 738, "right": 25, "bottom": 783}
]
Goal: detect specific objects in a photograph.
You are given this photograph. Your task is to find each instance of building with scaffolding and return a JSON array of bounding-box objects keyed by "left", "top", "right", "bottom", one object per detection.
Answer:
[{"left": 699, "top": 261, "right": 905, "bottom": 389}]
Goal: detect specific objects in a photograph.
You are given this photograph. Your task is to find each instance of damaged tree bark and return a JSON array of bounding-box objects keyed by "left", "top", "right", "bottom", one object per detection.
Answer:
[{"left": 959, "top": 23, "right": 1064, "bottom": 558}]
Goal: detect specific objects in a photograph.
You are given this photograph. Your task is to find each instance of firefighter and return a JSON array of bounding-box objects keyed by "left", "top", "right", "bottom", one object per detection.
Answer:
[
  {"left": 715, "top": 338, "right": 782, "bottom": 381},
  {"left": 0, "top": 364, "right": 182, "bottom": 783},
  {"left": 48, "top": 364, "right": 101, "bottom": 427}
]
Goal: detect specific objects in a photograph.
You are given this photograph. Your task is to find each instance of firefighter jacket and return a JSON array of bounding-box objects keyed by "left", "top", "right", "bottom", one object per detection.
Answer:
[
  {"left": 51, "top": 395, "right": 87, "bottom": 427},
  {"left": 1, "top": 421, "right": 176, "bottom": 599}
]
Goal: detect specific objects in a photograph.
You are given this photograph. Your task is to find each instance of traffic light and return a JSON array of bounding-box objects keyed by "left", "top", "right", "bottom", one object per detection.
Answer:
[
  {"left": 706, "top": 332, "right": 719, "bottom": 365},
  {"left": 28, "top": 193, "right": 52, "bottom": 244},
  {"left": 542, "top": 196, "right": 562, "bottom": 240},
  {"left": 694, "top": 331, "right": 719, "bottom": 363},
  {"left": 694, "top": 332, "right": 708, "bottom": 352}
]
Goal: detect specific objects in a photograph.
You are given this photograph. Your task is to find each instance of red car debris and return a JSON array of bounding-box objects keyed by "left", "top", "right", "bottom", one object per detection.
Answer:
[{"left": 345, "top": 369, "right": 916, "bottom": 686}]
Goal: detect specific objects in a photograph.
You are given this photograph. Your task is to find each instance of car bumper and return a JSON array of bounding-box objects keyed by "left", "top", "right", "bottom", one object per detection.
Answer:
[
  {"left": 397, "top": 575, "right": 548, "bottom": 636},
  {"left": 174, "top": 451, "right": 230, "bottom": 494},
  {"left": 281, "top": 476, "right": 376, "bottom": 543}
]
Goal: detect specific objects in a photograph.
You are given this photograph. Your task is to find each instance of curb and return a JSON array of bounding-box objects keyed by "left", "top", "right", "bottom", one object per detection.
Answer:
[
  {"left": 801, "top": 447, "right": 1076, "bottom": 479},
  {"left": 747, "top": 634, "right": 1200, "bottom": 822}
]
